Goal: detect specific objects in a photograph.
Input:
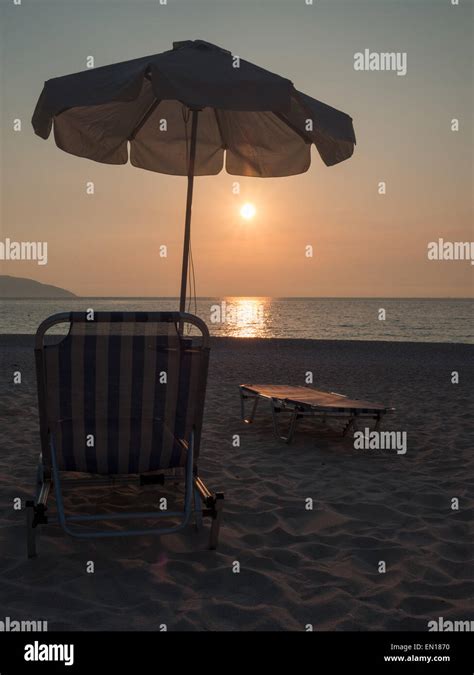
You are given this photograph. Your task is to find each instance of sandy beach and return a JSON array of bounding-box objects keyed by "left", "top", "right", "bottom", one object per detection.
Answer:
[{"left": 0, "top": 335, "right": 472, "bottom": 631}]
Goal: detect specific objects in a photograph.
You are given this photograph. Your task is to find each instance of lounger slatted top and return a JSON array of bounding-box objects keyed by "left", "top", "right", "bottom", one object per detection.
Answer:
[
  {"left": 240, "top": 384, "right": 393, "bottom": 443},
  {"left": 241, "top": 385, "right": 387, "bottom": 412}
]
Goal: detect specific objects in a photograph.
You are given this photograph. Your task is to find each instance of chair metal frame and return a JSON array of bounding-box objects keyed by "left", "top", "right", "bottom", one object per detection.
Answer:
[{"left": 27, "top": 311, "right": 224, "bottom": 558}]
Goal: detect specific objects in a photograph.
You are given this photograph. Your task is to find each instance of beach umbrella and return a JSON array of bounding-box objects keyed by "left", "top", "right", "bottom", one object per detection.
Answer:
[{"left": 32, "top": 40, "right": 356, "bottom": 312}]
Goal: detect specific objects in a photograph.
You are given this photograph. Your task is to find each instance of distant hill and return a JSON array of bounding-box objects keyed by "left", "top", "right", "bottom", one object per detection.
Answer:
[{"left": 0, "top": 275, "right": 76, "bottom": 298}]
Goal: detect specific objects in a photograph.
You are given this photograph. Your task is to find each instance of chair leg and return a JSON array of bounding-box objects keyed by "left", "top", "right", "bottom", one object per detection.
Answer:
[
  {"left": 26, "top": 501, "right": 37, "bottom": 559},
  {"left": 208, "top": 493, "right": 224, "bottom": 550}
]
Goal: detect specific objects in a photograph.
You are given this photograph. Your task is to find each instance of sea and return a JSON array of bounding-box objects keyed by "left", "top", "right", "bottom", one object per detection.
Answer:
[{"left": 1, "top": 297, "right": 472, "bottom": 343}]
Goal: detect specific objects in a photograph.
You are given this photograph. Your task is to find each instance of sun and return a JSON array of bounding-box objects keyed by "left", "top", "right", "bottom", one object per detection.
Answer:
[{"left": 240, "top": 202, "right": 256, "bottom": 220}]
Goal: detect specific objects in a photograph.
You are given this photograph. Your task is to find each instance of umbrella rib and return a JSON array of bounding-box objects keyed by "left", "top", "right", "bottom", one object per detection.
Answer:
[
  {"left": 213, "top": 109, "right": 227, "bottom": 149},
  {"left": 274, "top": 112, "right": 312, "bottom": 145},
  {"left": 128, "top": 98, "right": 160, "bottom": 141}
]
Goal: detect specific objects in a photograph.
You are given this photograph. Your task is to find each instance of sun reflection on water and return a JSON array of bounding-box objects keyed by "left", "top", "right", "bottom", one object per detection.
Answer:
[{"left": 214, "top": 297, "right": 270, "bottom": 338}]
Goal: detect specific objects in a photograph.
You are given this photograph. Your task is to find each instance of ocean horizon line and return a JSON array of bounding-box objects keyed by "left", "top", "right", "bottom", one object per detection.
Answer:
[{"left": 3, "top": 296, "right": 473, "bottom": 301}]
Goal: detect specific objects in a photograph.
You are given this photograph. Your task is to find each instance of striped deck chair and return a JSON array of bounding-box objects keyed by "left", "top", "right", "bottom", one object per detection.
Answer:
[{"left": 27, "top": 311, "right": 224, "bottom": 558}]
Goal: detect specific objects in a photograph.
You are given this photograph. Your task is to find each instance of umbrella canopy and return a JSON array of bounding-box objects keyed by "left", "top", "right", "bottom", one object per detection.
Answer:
[{"left": 32, "top": 40, "right": 356, "bottom": 307}]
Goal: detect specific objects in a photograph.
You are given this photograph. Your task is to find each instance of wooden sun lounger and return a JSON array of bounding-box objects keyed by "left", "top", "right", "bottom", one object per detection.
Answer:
[{"left": 240, "top": 384, "right": 393, "bottom": 443}]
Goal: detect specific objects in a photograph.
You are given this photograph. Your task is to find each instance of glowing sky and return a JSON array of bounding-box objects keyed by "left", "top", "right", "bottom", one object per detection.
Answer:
[{"left": 1, "top": 0, "right": 472, "bottom": 297}]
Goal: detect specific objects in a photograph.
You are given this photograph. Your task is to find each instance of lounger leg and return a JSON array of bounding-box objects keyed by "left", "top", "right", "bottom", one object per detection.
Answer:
[
  {"left": 343, "top": 416, "right": 356, "bottom": 437},
  {"left": 209, "top": 493, "right": 224, "bottom": 550},
  {"left": 240, "top": 389, "right": 245, "bottom": 419},
  {"left": 270, "top": 401, "right": 298, "bottom": 443},
  {"left": 241, "top": 390, "right": 259, "bottom": 423},
  {"left": 193, "top": 485, "right": 203, "bottom": 531},
  {"left": 26, "top": 501, "right": 37, "bottom": 559}
]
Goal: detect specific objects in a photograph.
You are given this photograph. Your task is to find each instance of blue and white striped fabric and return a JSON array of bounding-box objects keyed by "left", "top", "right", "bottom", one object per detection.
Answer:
[{"left": 41, "top": 312, "right": 209, "bottom": 474}]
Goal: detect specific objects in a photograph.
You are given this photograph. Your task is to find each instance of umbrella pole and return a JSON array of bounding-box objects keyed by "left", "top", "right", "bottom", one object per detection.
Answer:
[{"left": 179, "top": 109, "right": 199, "bottom": 315}]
